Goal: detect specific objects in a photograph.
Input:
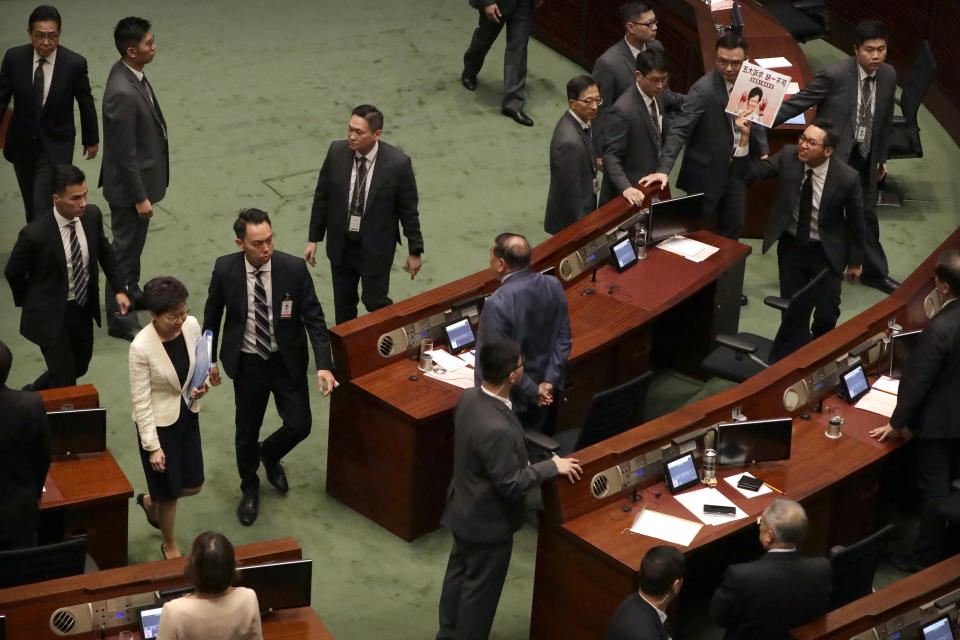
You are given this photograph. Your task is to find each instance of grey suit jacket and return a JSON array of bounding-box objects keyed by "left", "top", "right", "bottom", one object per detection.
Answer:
[
  {"left": 592, "top": 38, "right": 665, "bottom": 155},
  {"left": 441, "top": 387, "right": 557, "bottom": 543},
  {"left": 99, "top": 60, "right": 169, "bottom": 206},
  {"left": 658, "top": 70, "right": 768, "bottom": 200},
  {"left": 737, "top": 147, "right": 865, "bottom": 274},
  {"left": 775, "top": 57, "right": 896, "bottom": 189},
  {"left": 544, "top": 112, "right": 597, "bottom": 234}
]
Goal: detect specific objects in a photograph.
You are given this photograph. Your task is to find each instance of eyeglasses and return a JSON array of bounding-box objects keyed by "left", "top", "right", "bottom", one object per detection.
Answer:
[
  {"left": 574, "top": 97, "right": 603, "bottom": 106},
  {"left": 797, "top": 134, "right": 824, "bottom": 147},
  {"left": 629, "top": 19, "right": 659, "bottom": 27},
  {"left": 643, "top": 74, "right": 670, "bottom": 86},
  {"left": 716, "top": 57, "right": 744, "bottom": 69},
  {"left": 161, "top": 308, "right": 189, "bottom": 323},
  {"left": 32, "top": 31, "right": 60, "bottom": 42}
]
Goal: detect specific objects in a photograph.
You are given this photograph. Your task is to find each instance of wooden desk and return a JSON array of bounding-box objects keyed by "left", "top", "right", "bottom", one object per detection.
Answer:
[{"left": 528, "top": 227, "right": 960, "bottom": 640}]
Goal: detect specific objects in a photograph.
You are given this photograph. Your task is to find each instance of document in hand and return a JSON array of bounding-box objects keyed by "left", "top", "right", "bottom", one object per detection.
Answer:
[
  {"left": 185, "top": 330, "right": 214, "bottom": 409},
  {"left": 725, "top": 61, "right": 791, "bottom": 129}
]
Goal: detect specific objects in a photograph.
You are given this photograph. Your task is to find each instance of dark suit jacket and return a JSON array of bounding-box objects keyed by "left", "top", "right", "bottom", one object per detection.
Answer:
[
  {"left": 99, "top": 60, "right": 169, "bottom": 206},
  {"left": 710, "top": 550, "right": 832, "bottom": 640},
  {"left": 475, "top": 270, "right": 572, "bottom": 412},
  {"left": 890, "top": 300, "right": 960, "bottom": 438},
  {"left": 4, "top": 205, "right": 126, "bottom": 347},
  {"left": 591, "top": 38, "right": 665, "bottom": 155},
  {"left": 469, "top": 0, "right": 532, "bottom": 13},
  {"left": 441, "top": 387, "right": 557, "bottom": 543},
  {"left": 0, "top": 385, "right": 50, "bottom": 543},
  {"left": 202, "top": 250, "right": 333, "bottom": 381},
  {"left": 775, "top": 57, "right": 895, "bottom": 190},
  {"left": 605, "top": 592, "right": 670, "bottom": 640},
  {"left": 738, "top": 147, "right": 865, "bottom": 274},
  {"left": 544, "top": 112, "right": 597, "bottom": 234},
  {"left": 658, "top": 69, "right": 768, "bottom": 200},
  {"left": 0, "top": 44, "right": 98, "bottom": 165},
  {"left": 308, "top": 140, "right": 424, "bottom": 275}
]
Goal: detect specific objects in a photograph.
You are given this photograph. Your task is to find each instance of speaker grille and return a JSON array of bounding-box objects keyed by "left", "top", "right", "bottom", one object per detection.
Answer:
[
  {"left": 591, "top": 474, "right": 609, "bottom": 498},
  {"left": 559, "top": 253, "right": 584, "bottom": 281},
  {"left": 51, "top": 609, "right": 76, "bottom": 634},
  {"left": 378, "top": 334, "right": 394, "bottom": 357}
]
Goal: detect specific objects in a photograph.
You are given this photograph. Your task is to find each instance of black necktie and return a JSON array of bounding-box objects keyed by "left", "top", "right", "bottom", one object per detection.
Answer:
[
  {"left": 796, "top": 168, "right": 814, "bottom": 244},
  {"left": 141, "top": 75, "right": 167, "bottom": 130},
  {"left": 252, "top": 270, "right": 271, "bottom": 360},
  {"left": 34, "top": 58, "right": 46, "bottom": 111},
  {"left": 350, "top": 156, "right": 368, "bottom": 217},
  {"left": 649, "top": 98, "right": 661, "bottom": 143},
  {"left": 67, "top": 221, "right": 88, "bottom": 306}
]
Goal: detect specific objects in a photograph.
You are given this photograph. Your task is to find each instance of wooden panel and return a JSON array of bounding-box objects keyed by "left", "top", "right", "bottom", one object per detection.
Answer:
[{"left": 38, "top": 384, "right": 99, "bottom": 412}]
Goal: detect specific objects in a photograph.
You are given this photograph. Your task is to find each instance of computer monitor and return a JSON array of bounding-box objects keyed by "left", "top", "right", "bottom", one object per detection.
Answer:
[
  {"left": 235, "top": 558, "right": 312, "bottom": 612},
  {"left": 716, "top": 418, "right": 793, "bottom": 466},
  {"left": 47, "top": 407, "right": 107, "bottom": 456},
  {"left": 921, "top": 614, "right": 957, "bottom": 640},
  {"left": 647, "top": 193, "right": 704, "bottom": 244},
  {"left": 889, "top": 329, "right": 923, "bottom": 378},
  {"left": 138, "top": 606, "right": 163, "bottom": 639},
  {"left": 443, "top": 318, "right": 476, "bottom": 355}
]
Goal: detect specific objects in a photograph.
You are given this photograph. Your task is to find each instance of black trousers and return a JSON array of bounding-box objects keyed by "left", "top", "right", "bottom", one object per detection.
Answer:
[
  {"left": 233, "top": 352, "right": 311, "bottom": 495},
  {"left": 462, "top": 0, "right": 533, "bottom": 112},
  {"left": 33, "top": 302, "right": 94, "bottom": 390},
  {"left": 105, "top": 202, "right": 150, "bottom": 329},
  {"left": 847, "top": 149, "right": 890, "bottom": 280},
  {"left": 12, "top": 154, "right": 54, "bottom": 223},
  {"left": 770, "top": 234, "right": 842, "bottom": 362},
  {"left": 703, "top": 173, "right": 747, "bottom": 241},
  {"left": 915, "top": 439, "right": 960, "bottom": 566},
  {"left": 330, "top": 238, "right": 392, "bottom": 325},
  {"left": 437, "top": 533, "right": 513, "bottom": 640}
]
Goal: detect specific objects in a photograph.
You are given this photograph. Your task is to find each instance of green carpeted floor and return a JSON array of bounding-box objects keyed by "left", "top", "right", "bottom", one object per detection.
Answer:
[{"left": 1, "top": 2, "right": 958, "bottom": 638}]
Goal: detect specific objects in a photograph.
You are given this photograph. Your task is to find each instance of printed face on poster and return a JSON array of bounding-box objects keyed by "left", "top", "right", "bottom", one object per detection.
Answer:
[{"left": 724, "top": 61, "right": 791, "bottom": 128}]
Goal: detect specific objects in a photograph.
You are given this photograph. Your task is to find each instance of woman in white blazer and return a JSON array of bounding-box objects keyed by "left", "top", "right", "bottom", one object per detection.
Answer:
[{"left": 130, "top": 276, "right": 215, "bottom": 558}]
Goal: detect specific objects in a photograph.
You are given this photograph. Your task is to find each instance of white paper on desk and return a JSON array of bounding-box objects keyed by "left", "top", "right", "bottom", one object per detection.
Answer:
[
  {"left": 855, "top": 388, "right": 898, "bottom": 418},
  {"left": 873, "top": 375, "right": 900, "bottom": 395},
  {"left": 630, "top": 508, "right": 702, "bottom": 547},
  {"left": 425, "top": 366, "right": 475, "bottom": 390},
  {"left": 756, "top": 56, "right": 791, "bottom": 69},
  {"left": 426, "top": 349, "right": 468, "bottom": 372},
  {"left": 458, "top": 350, "right": 476, "bottom": 367},
  {"left": 723, "top": 472, "right": 773, "bottom": 499},
  {"left": 710, "top": 0, "right": 733, "bottom": 10},
  {"left": 656, "top": 236, "right": 719, "bottom": 263},
  {"left": 674, "top": 487, "right": 749, "bottom": 526}
]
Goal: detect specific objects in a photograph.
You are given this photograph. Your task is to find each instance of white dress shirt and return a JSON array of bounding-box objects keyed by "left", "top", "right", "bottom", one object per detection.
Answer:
[
  {"left": 639, "top": 592, "right": 669, "bottom": 624},
  {"left": 791, "top": 157, "right": 829, "bottom": 242},
  {"left": 638, "top": 85, "right": 662, "bottom": 135},
  {"left": 625, "top": 38, "right": 644, "bottom": 63},
  {"left": 481, "top": 385, "right": 513, "bottom": 411},
  {"left": 241, "top": 256, "right": 278, "bottom": 355},
  {"left": 33, "top": 47, "right": 57, "bottom": 106},
  {"left": 54, "top": 207, "right": 88, "bottom": 302},
  {"left": 568, "top": 109, "right": 590, "bottom": 131},
  {"left": 347, "top": 141, "right": 379, "bottom": 215}
]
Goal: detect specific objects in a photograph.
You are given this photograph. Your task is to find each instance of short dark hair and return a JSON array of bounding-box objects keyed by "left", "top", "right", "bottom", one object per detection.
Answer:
[
  {"left": 143, "top": 276, "right": 188, "bottom": 315},
  {"left": 716, "top": 32, "right": 749, "bottom": 54},
  {"left": 636, "top": 48, "right": 667, "bottom": 75},
  {"left": 638, "top": 546, "right": 685, "bottom": 596},
  {"left": 352, "top": 104, "right": 384, "bottom": 133},
  {"left": 29, "top": 5, "right": 61, "bottom": 29},
  {"left": 621, "top": 1, "right": 653, "bottom": 26},
  {"left": 52, "top": 164, "right": 85, "bottom": 194},
  {"left": 566, "top": 75, "right": 597, "bottom": 101},
  {"left": 492, "top": 233, "right": 531, "bottom": 271},
  {"left": 935, "top": 250, "right": 960, "bottom": 296},
  {"left": 114, "top": 17, "right": 151, "bottom": 57},
  {"left": 0, "top": 341, "right": 12, "bottom": 386},
  {"left": 809, "top": 118, "right": 839, "bottom": 149},
  {"left": 233, "top": 208, "right": 272, "bottom": 239},
  {"left": 763, "top": 499, "right": 809, "bottom": 545},
  {"left": 478, "top": 339, "right": 522, "bottom": 385},
  {"left": 184, "top": 532, "right": 237, "bottom": 594},
  {"left": 748, "top": 86, "right": 763, "bottom": 100},
  {"left": 853, "top": 20, "right": 888, "bottom": 47}
]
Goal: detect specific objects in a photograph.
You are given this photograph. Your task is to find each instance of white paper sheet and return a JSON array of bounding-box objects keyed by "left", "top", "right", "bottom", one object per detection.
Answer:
[
  {"left": 872, "top": 375, "right": 900, "bottom": 395},
  {"left": 424, "top": 366, "right": 475, "bottom": 390},
  {"left": 630, "top": 508, "right": 703, "bottom": 546},
  {"left": 787, "top": 82, "right": 800, "bottom": 94},
  {"left": 723, "top": 472, "right": 773, "bottom": 499},
  {"left": 855, "top": 389, "right": 898, "bottom": 418},
  {"left": 756, "top": 56, "right": 791, "bottom": 69},
  {"left": 656, "top": 236, "right": 719, "bottom": 263},
  {"left": 710, "top": 0, "right": 733, "bottom": 10},
  {"left": 674, "top": 487, "right": 749, "bottom": 525},
  {"left": 426, "top": 349, "right": 468, "bottom": 372},
  {"left": 458, "top": 350, "right": 476, "bottom": 367}
]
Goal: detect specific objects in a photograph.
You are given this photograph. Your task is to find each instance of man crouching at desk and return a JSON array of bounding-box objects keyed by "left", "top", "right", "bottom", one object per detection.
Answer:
[{"left": 436, "top": 339, "right": 582, "bottom": 640}]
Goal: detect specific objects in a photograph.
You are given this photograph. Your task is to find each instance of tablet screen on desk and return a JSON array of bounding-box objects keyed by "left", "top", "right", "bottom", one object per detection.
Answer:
[
  {"left": 609, "top": 237, "right": 638, "bottom": 272},
  {"left": 663, "top": 452, "right": 699, "bottom": 494},
  {"left": 444, "top": 318, "right": 476, "bottom": 355},
  {"left": 138, "top": 606, "right": 163, "bottom": 639},
  {"left": 839, "top": 362, "right": 870, "bottom": 403},
  {"left": 921, "top": 614, "right": 956, "bottom": 640}
]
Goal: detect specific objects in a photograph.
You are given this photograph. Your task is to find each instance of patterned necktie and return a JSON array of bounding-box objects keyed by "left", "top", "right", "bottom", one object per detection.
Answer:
[
  {"left": 796, "top": 168, "right": 814, "bottom": 244},
  {"left": 350, "top": 156, "right": 368, "bottom": 217},
  {"left": 858, "top": 76, "right": 875, "bottom": 156},
  {"left": 253, "top": 270, "right": 272, "bottom": 360},
  {"left": 34, "top": 58, "right": 46, "bottom": 111},
  {"left": 67, "top": 221, "right": 88, "bottom": 306},
  {"left": 649, "top": 98, "right": 661, "bottom": 143}
]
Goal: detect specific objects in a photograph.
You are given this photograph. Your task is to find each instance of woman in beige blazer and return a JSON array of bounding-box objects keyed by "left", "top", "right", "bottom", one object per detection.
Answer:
[{"left": 130, "top": 276, "right": 215, "bottom": 558}]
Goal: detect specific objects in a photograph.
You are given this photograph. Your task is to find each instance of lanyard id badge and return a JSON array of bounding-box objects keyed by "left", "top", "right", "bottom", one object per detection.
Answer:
[{"left": 280, "top": 293, "right": 293, "bottom": 319}]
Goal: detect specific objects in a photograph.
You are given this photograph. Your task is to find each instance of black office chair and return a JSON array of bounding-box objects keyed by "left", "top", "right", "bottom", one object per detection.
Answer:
[
  {"left": 763, "top": 0, "right": 829, "bottom": 43},
  {"left": 828, "top": 524, "right": 895, "bottom": 609},
  {"left": 0, "top": 537, "right": 88, "bottom": 589},
  {"left": 703, "top": 268, "right": 830, "bottom": 383}
]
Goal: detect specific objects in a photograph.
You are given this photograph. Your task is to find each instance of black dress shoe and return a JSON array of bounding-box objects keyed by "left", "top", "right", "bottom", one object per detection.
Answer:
[
  {"left": 460, "top": 74, "right": 477, "bottom": 91},
  {"left": 740, "top": 294, "right": 748, "bottom": 306},
  {"left": 237, "top": 492, "right": 259, "bottom": 526},
  {"left": 261, "top": 447, "right": 289, "bottom": 495},
  {"left": 861, "top": 275, "right": 900, "bottom": 294},
  {"left": 501, "top": 108, "right": 534, "bottom": 127}
]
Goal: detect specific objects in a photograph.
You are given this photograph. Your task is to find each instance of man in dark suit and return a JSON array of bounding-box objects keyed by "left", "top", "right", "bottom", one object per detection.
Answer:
[
  {"left": 776, "top": 21, "right": 898, "bottom": 294},
  {"left": 601, "top": 48, "right": 682, "bottom": 207},
  {"left": 0, "top": 340, "right": 51, "bottom": 551},
  {"left": 475, "top": 233, "right": 572, "bottom": 432},
  {"left": 735, "top": 117, "right": 865, "bottom": 362},
  {"left": 606, "top": 545, "right": 685, "bottom": 640},
  {"left": 4, "top": 164, "right": 130, "bottom": 391},
  {"left": 460, "top": 0, "right": 537, "bottom": 126},
  {"left": 641, "top": 32, "right": 768, "bottom": 241},
  {"left": 544, "top": 75, "right": 601, "bottom": 235},
  {"left": 871, "top": 250, "right": 960, "bottom": 568},
  {"left": 437, "top": 339, "right": 581, "bottom": 640},
  {"left": 99, "top": 16, "right": 169, "bottom": 341},
  {"left": 204, "top": 209, "right": 338, "bottom": 526},
  {"left": 710, "top": 499, "right": 832, "bottom": 640},
  {"left": 592, "top": 1, "right": 664, "bottom": 158},
  {"left": 305, "top": 105, "right": 424, "bottom": 325},
  {"left": 0, "top": 5, "right": 98, "bottom": 223}
]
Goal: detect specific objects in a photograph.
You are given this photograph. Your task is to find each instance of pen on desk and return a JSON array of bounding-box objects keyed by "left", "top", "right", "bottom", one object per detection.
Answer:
[{"left": 764, "top": 482, "right": 784, "bottom": 494}]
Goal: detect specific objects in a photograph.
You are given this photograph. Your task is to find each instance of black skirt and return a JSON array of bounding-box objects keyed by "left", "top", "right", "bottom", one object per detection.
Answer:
[{"left": 138, "top": 405, "right": 204, "bottom": 501}]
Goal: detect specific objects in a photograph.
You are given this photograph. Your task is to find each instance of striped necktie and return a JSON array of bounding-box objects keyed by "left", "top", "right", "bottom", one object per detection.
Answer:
[
  {"left": 253, "top": 270, "right": 272, "bottom": 359},
  {"left": 67, "top": 221, "right": 88, "bottom": 306}
]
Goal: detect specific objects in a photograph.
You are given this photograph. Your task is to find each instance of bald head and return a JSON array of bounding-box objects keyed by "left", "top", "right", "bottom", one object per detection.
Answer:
[
  {"left": 491, "top": 233, "right": 531, "bottom": 274},
  {"left": 761, "top": 499, "right": 808, "bottom": 549}
]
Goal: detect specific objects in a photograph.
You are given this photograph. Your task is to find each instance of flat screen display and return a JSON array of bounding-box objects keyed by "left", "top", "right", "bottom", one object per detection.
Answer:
[
  {"left": 921, "top": 615, "right": 956, "bottom": 640},
  {"left": 840, "top": 363, "right": 870, "bottom": 403},
  {"left": 138, "top": 606, "right": 163, "bottom": 639},
  {"left": 443, "top": 318, "right": 476, "bottom": 354},
  {"left": 47, "top": 407, "right": 107, "bottom": 456},
  {"left": 889, "top": 329, "right": 923, "bottom": 378},
  {"left": 717, "top": 418, "right": 793, "bottom": 466},
  {"left": 648, "top": 193, "right": 704, "bottom": 244},
  {"left": 610, "top": 237, "right": 638, "bottom": 272},
  {"left": 235, "top": 559, "right": 312, "bottom": 612},
  {"left": 663, "top": 452, "right": 699, "bottom": 493}
]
